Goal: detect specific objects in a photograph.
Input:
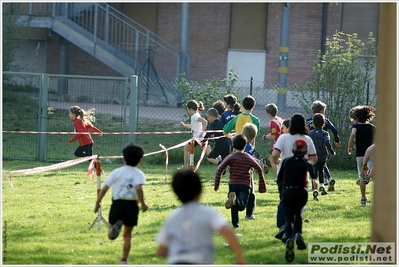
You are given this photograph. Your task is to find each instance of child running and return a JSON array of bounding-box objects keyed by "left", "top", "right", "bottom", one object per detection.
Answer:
[
  {"left": 214, "top": 134, "right": 267, "bottom": 229},
  {"left": 202, "top": 108, "right": 230, "bottom": 165},
  {"left": 156, "top": 169, "right": 247, "bottom": 264},
  {"left": 261, "top": 103, "right": 284, "bottom": 174},
  {"left": 347, "top": 105, "right": 376, "bottom": 206},
  {"left": 180, "top": 100, "right": 208, "bottom": 169},
  {"left": 241, "top": 122, "right": 266, "bottom": 221},
  {"left": 306, "top": 100, "right": 340, "bottom": 188},
  {"left": 308, "top": 113, "right": 336, "bottom": 197},
  {"left": 277, "top": 139, "right": 317, "bottom": 262},
  {"left": 68, "top": 106, "right": 103, "bottom": 157},
  {"left": 220, "top": 94, "right": 242, "bottom": 152},
  {"left": 94, "top": 142, "right": 148, "bottom": 264}
]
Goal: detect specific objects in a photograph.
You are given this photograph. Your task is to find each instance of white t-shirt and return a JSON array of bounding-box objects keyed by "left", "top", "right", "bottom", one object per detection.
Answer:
[
  {"left": 273, "top": 133, "right": 317, "bottom": 175},
  {"left": 156, "top": 202, "right": 228, "bottom": 264},
  {"left": 104, "top": 165, "right": 146, "bottom": 201},
  {"left": 191, "top": 112, "right": 203, "bottom": 138}
]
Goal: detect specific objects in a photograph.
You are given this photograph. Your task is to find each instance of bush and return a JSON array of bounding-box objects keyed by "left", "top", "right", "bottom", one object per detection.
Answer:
[{"left": 293, "top": 31, "right": 377, "bottom": 169}]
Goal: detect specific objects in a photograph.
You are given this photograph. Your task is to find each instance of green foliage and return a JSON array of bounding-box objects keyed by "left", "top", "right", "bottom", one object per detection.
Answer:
[
  {"left": 293, "top": 32, "right": 377, "bottom": 169},
  {"left": 175, "top": 67, "right": 240, "bottom": 120},
  {"left": 2, "top": 160, "right": 373, "bottom": 264}
]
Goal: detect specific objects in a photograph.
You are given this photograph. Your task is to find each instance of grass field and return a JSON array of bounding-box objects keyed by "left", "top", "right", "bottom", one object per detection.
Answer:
[{"left": 2, "top": 158, "right": 373, "bottom": 265}]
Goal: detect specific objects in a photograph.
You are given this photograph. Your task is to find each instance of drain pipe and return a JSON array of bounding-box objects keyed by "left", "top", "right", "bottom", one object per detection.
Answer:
[
  {"left": 177, "top": 2, "right": 190, "bottom": 107},
  {"left": 321, "top": 3, "right": 328, "bottom": 57}
]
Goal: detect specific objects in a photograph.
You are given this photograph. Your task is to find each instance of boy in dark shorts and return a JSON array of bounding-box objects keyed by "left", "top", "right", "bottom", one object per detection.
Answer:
[
  {"left": 94, "top": 142, "right": 149, "bottom": 264},
  {"left": 215, "top": 134, "right": 267, "bottom": 228},
  {"left": 203, "top": 108, "right": 230, "bottom": 165},
  {"left": 306, "top": 100, "right": 340, "bottom": 190},
  {"left": 308, "top": 113, "right": 336, "bottom": 197},
  {"left": 277, "top": 139, "right": 316, "bottom": 262}
]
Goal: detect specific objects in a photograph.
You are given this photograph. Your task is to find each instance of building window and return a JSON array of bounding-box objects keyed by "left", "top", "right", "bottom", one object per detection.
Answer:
[{"left": 229, "top": 3, "right": 268, "bottom": 50}]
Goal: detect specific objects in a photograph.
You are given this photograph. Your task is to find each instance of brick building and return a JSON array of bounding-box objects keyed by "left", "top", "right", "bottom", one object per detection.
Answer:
[{"left": 11, "top": 2, "right": 379, "bottom": 88}]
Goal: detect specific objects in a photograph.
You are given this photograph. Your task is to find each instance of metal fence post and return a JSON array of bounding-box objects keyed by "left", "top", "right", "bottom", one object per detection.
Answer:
[
  {"left": 38, "top": 73, "right": 48, "bottom": 161},
  {"left": 128, "top": 75, "right": 138, "bottom": 144},
  {"left": 250, "top": 76, "right": 253, "bottom": 95}
]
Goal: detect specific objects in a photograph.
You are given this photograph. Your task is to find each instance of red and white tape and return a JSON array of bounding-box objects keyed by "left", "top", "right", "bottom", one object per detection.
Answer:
[{"left": 2, "top": 130, "right": 224, "bottom": 135}]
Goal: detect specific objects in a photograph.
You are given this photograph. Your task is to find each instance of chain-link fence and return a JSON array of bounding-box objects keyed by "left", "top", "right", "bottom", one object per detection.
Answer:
[{"left": 3, "top": 72, "right": 376, "bottom": 170}]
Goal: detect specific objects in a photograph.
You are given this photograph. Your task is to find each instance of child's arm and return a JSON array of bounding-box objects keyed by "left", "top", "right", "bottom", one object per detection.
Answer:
[
  {"left": 253, "top": 161, "right": 266, "bottom": 193},
  {"left": 219, "top": 225, "right": 248, "bottom": 264},
  {"left": 156, "top": 245, "right": 168, "bottom": 258},
  {"left": 325, "top": 118, "right": 340, "bottom": 145},
  {"left": 94, "top": 185, "right": 109, "bottom": 213},
  {"left": 69, "top": 120, "right": 84, "bottom": 143},
  {"left": 324, "top": 132, "right": 336, "bottom": 156},
  {"left": 198, "top": 117, "right": 208, "bottom": 138},
  {"left": 180, "top": 122, "right": 191, "bottom": 129},
  {"left": 88, "top": 124, "right": 103, "bottom": 136},
  {"left": 136, "top": 184, "right": 148, "bottom": 212},
  {"left": 347, "top": 128, "right": 357, "bottom": 155},
  {"left": 214, "top": 159, "right": 228, "bottom": 191}
]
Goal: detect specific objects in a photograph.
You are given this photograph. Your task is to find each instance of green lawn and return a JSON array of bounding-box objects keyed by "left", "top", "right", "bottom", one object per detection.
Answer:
[{"left": 2, "top": 160, "right": 373, "bottom": 264}]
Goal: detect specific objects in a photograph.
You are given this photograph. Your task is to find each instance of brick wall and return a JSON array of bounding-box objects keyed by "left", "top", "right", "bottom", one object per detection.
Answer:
[
  {"left": 265, "top": 3, "right": 342, "bottom": 87},
  {"left": 45, "top": 35, "right": 121, "bottom": 77},
  {"left": 43, "top": 3, "right": 344, "bottom": 85},
  {"left": 158, "top": 3, "right": 231, "bottom": 82}
]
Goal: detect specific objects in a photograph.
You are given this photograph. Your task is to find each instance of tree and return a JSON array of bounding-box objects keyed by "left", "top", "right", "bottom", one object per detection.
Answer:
[
  {"left": 293, "top": 31, "right": 377, "bottom": 137},
  {"left": 175, "top": 67, "right": 239, "bottom": 120}
]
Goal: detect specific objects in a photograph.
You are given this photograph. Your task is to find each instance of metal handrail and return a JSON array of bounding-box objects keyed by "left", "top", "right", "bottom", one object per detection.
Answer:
[{"left": 7, "top": 2, "right": 189, "bottom": 83}]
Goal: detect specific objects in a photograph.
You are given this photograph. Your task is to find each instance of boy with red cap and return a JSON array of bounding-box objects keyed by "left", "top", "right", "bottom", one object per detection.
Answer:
[{"left": 277, "top": 138, "right": 317, "bottom": 263}]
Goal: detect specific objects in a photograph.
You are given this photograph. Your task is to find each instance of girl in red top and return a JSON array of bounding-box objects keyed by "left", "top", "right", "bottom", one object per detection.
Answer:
[{"left": 69, "top": 106, "right": 103, "bottom": 157}]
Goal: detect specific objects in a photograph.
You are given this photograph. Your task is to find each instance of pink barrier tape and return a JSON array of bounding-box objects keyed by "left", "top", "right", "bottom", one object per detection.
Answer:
[
  {"left": 7, "top": 155, "right": 97, "bottom": 175},
  {"left": 194, "top": 139, "right": 208, "bottom": 173},
  {"left": 143, "top": 139, "right": 191, "bottom": 156},
  {"left": 3, "top": 130, "right": 224, "bottom": 135},
  {"left": 3, "top": 134, "right": 226, "bottom": 190},
  {"left": 87, "top": 158, "right": 97, "bottom": 179}
]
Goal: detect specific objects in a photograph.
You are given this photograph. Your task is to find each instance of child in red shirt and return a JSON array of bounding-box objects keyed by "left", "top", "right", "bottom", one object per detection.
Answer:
[
  {"left": 262, "top": 103, "right": 284, "bottom": 173},
  {"left": 69, "top": 105, "right": 103, "bottom": 157}
]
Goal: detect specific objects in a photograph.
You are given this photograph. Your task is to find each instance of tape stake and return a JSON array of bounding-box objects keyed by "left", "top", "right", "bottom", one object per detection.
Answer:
[{"left": 159, "top": 144, "right": 169, "bottom": 184}]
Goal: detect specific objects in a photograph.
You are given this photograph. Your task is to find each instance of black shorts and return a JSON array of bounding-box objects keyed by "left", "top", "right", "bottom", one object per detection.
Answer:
[
  {"left": 208, "top": 143, "right": 230, "bottom": 160},
  {"left": 109, "top": 200, "right": 139, "bottom": 227}
]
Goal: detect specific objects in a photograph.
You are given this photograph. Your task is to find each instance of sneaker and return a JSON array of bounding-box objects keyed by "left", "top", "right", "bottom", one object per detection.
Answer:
[
  {"left": 260, "top": 158, "right": 269, "bottom": 174},
  {"left": 323, "top": 172, "right": 329, "bottom": 185},
  {"left": 177, "top": 165, "right": 185, "bottom": 170},
  {"left": 275, "top": 226, "right": 285, "bottom": 240},
  {"left": 360, "top": 198, "right": 367, "bottom": 206},
  {"left": 319, "top": 186, "right": 328, "bottom": 195},
  {"left": 225, "top": 192, "right": 236, "bottom": 209},
  {"left": 109, "top": 220, "right": 123, "bottom": 240},
  {"left": 295, "top": 233, "right": 307, "bottom": 250},
  {"left": 312, "top": 190, "right": 319, "bottom": 201},
  {"left": 328, "top": 178, "right": 335, "bottom": 191},
  {"left": 362, "top": 174, "right": 370, "bottom": 185},
  {"left": 245, "top": 215, "right": 256, "bottom": 220},
  {"left": 285, "top": 238, "right": 295, "bottom": 262},
  {"left": 120, "top": 260, "right": 128, "bottom": 264}
]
